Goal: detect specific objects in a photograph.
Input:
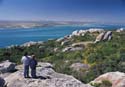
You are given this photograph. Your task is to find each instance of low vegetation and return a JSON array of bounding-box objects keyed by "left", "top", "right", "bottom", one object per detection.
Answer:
[
  {"left": 0, "top": 31, "right": 125, "bottom": 85},
  {"left": 91, "top": 80, "right": 112, "bottom": 87}
]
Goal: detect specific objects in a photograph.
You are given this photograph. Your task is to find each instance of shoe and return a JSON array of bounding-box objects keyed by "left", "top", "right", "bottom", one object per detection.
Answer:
[
  {"left": 24, "top": 76, "right": 30, "bottom": 78},
  {"left": 27, "top": 76, "right": 31, "bottom": 78},
  {"left": 32, "top": 76, "right": 37, "bottom": 79}
]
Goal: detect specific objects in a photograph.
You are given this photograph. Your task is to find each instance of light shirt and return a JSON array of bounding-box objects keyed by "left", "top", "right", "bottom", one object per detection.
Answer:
[{"left": 21, "top": 56, "right": 31, "bottom": 66}]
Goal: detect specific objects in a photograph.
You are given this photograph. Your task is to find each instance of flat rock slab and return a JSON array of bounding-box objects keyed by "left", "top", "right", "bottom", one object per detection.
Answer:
[{"left": 4, "top": 62, "right": 93, "bottom": 87}]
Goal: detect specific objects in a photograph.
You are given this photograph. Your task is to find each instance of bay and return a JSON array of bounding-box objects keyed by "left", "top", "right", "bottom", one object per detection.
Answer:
[{"left": 0, "top": 24, "right": 124, "bottom": 48}]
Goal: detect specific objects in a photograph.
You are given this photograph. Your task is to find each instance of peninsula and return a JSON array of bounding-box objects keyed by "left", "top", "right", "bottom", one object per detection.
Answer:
[{"left": 0, "top": 21, "right": 87, "bottom": 29}]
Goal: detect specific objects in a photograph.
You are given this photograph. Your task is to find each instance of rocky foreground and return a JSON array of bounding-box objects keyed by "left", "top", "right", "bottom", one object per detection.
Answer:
[
  {"left": 91, "top": 72, "right": 125, "bottom": 87},
  {"left": 0, "top": 61, "right": 125, "bottom": 87},
  {"left": 0, "top": 61, "right": 92, "bottom": 87}
]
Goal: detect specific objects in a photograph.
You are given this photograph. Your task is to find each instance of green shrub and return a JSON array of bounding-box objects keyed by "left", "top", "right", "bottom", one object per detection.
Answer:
[{"left": 91, "top": 80, "right": 112, "bottom": 87}]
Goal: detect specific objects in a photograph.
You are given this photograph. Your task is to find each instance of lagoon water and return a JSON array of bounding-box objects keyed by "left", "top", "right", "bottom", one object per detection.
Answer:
[{"left": 0, "top": 24, "right": 125, "bottom": 48}]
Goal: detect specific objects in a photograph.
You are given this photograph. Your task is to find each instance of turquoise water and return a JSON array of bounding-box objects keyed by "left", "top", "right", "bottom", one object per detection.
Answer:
[{"left": 0, "top": 24, "right": 125, "bottom": 48}]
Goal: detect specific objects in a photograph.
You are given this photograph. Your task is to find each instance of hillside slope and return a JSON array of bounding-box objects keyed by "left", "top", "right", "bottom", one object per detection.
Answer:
[{"left": 0, "top": 29, "right": 125, "bottom": 86}]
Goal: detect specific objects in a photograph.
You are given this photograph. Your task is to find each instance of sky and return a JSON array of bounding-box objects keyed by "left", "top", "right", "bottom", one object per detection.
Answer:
[{"left": 0, "top": 0, "right": 125, "bottom": 23}]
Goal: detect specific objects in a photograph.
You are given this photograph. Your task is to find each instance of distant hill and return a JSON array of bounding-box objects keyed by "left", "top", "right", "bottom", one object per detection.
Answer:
[{"left": 0, "top": 20, "right": 90, "bottom": 29}]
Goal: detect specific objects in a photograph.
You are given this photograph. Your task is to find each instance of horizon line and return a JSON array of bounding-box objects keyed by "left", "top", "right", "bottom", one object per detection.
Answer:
[{"left": 0, "top": 19, "right": 125, "bottom": 24}]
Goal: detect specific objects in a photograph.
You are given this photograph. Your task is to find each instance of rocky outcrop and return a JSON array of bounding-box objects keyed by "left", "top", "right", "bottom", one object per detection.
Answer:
[
  {"left": 103, "top": 31, "right": 112, "bottom": 41},
  {"left": 94, "top": 31, "right": 112, "bottom": 43},
  {"left": 71, "top": 29, "right": 104, "bottom": 37},
  {"left": 91, "top": 72, "right": 125, "bottom": 87},
  {"left": 56, "top": 37, "right": 65, "bottom": 42},
  {"left": 62, "top": 42, "right": 87, "bottom": 52},
  {"left": 0, "top": 77, "right": 5, "bottom": 87},
  {"left": 61, "top": 40, "right": 70, "bottom": 46},
  {"left": 56, "top": 36, "right": 71, "bottom": 46},
  {"left": 88, "top": 28, "right": 104, "bottom": 33},
  {"left": 4, "top": 62, "right": 93, "bottom": 87},
  {"left": 21, "top": 41, "right": 43, "bottom": 47},
  {"left": 62, "top": 41, "right": 93, "bottom": 52},
  {"left": 62, "top": 47, "right": 84, "bottom": 52},
  {"left": 56, "top": 35, "right": 71, "bottom": 43},
  {"left": 116, "top": 28, "right": 124, "bottom": 33},
  {"left": 70, "top": 63, "right": 90, "bottom": 71},
  {"left": 72, "top": 42, "right": 93, "bottom": 47},
  {"left": 94, "top": 32, "right": 105, "bottom": 43},
  {"left": 72, "top": 30, "right": 87, "bottom": 36},
  {"left": 0, "top": 60, "right": 16, "bottom": 73},
  {"left": 56, "top": 29, "right": 104, "bottom": 45}
]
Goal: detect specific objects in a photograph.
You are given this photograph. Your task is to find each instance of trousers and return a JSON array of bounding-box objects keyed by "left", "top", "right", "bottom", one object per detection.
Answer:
[
  {"left": 31, "top": 67, "right": 36, "bottom": 78},
  {"left": 24, "top": 65, "right": 29, "bottom": 78}
]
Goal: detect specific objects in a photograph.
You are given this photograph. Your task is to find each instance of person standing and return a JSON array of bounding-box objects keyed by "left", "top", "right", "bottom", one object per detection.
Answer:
[
  {"left": 21, "top": 52, "right": 31, "bottom": 78},
  {"left": 30, "top": 54, "right": 37, "bottom": 78}
]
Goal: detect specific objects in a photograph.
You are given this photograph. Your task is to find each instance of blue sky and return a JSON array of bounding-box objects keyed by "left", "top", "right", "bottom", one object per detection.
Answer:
[{"left": 0, "top": 0, "right": 125, "bottom": 23}]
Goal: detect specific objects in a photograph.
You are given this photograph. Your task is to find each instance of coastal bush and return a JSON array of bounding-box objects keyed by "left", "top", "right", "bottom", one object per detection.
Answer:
[
  {"left": 91, "top": 80, "right": 112, "bottom": 87},
  {"left": 72, "top": 32, "right": 96, "bottom": 42},
  {"left": 0, "top": 31, "right": 125, "bottom": 83}
]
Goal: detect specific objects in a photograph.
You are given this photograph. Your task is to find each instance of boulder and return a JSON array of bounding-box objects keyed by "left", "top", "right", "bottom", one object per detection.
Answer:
[
  {"left": 70, "top": 47, "right": 83, "bottom": 52},
  {"left": 21, "top": 41, "right": 37, "bottom": 47},
  {"left": 72, "top": 30, "right": 80, "bottom": 36},
  {"left": 62, "top": 47, "right": 73, "bottom": 52},
  {"left": 94, "top": 31, "right": 112, "bottom": 43},
  {"left": 103, "top": 31, "right": 112, "bottom": 41},
  {"left": 94, "top": 32, "right": 105, "bottom": 43},
  {"left": 71, "top": 42, "right": 93, "bottom": 47},
  {"left": 71, "top": 29, "right": 104, "bottom": 37},
  {"left": 71, "top": 30, "right": 87, "bottom": 36},
  {"left": 54, "top": 48, "right": 58, "bottom": 52},
  {"left": 0, "top": 77, "right": 5, "bottom": 87},
  {"left": 72, "top": 43, "right": 85, "bottom": 47},
  {"left": 21, "top": 41, "right": 43, "bottom": 47},
  {"left": 62, "top": 47, "right": 84, "bottom": 52},
  {"left": 61, "top": 40, "right": 70, "bottom": 46},
  {"left": 79, "top": 30, "right": 87, "bottom": 36},
  {"left": 91, "top": 72, "right": 125, "bottom": 87},
  {"left": 62, "top": 42, "right": 91, "bottom": 52},
  {"left": 116, "top": 28, "right": 124, "bottom": 33},
  {"left": 56, "top": 37, "right": 64, "bottom": 42},
  {"left": 0, "top": 60, "right": 16, "bottom": 73},
  {"left": 70, "top": 63, "right": 90, "bottom": 71},
  {"left": 88, "top": 28, "right": 104, "bottom": 33},
  {"left": 5, "top": 62, "right": 93, "bottom": 87}
]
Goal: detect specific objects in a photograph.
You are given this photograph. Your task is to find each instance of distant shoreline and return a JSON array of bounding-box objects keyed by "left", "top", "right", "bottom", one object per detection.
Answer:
[
  {"left": 0, "top": 21, "right": 88, "bottom": 29},
  {"left": 0, "top": 21, "right": 125, "bottom": 29},
  {"left": 0, "top": 24, "right": 124, "bottom": 48},
  {"left": 0, "top": 24, "right": 125, "bottom": 30}
]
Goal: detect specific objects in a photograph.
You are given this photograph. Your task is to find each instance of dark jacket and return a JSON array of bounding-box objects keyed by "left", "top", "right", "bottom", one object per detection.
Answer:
[{"left": 30, "top": 59, "right": 37, "bottom": 69}]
